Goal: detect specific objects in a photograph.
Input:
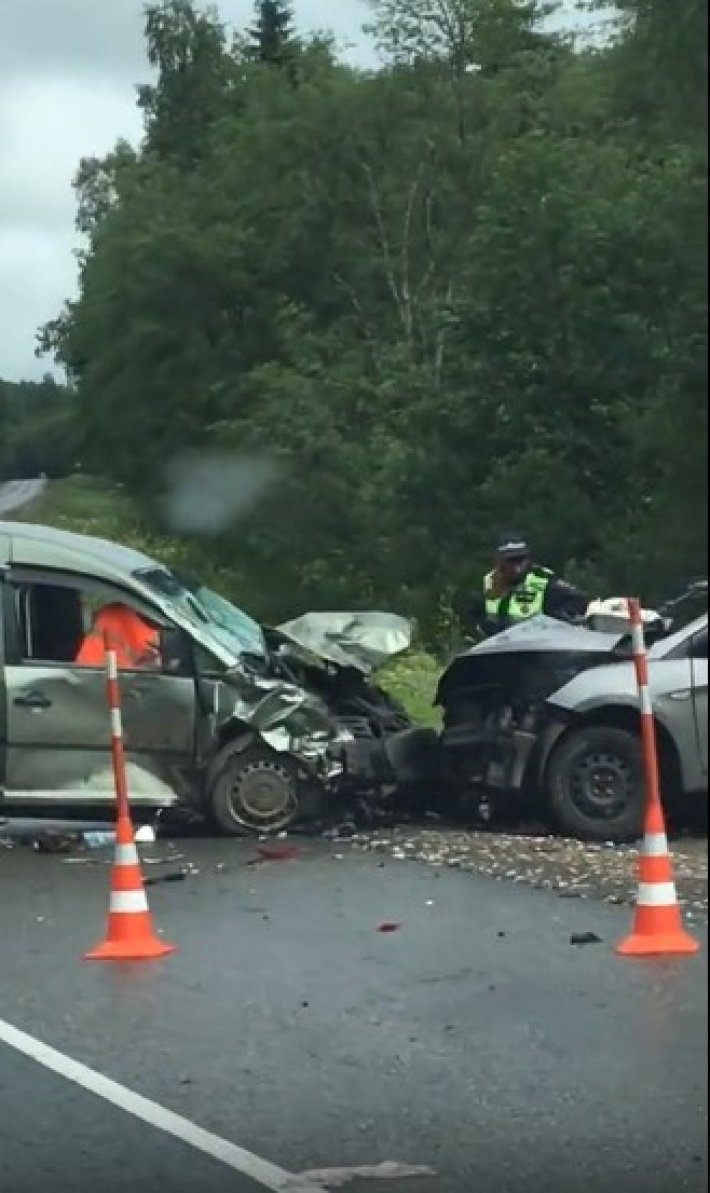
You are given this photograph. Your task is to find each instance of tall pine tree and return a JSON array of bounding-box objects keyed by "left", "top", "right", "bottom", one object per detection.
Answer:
[{"left": 247, "top": 1, "right": 295, "bottom": 69}]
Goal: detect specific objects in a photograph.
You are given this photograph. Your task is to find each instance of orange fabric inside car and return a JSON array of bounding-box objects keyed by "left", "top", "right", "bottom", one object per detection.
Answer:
[{"left": 75, "top": 603, "right": 160, "bottom": 669}]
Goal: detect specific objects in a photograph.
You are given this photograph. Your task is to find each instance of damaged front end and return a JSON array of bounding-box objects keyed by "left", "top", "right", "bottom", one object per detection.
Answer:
[
  {"left": 196, "top": 611, "right": 419, "bottom": 833},
  {"left": 434, "top": 616, "right": 631, "bottom": 820}
]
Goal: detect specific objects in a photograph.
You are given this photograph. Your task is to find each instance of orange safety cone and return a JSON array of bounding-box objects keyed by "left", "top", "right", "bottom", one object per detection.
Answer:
[
  {"left": 616, "top": 598, "right": 699, "bottom": 959},
  {"left": 84, "top": 634, "right": 177, "bottom": 962},
  {"left": 84, "top": 810, "right": 177, "bottom": 962},
  {"left": 616, "top": 796, "right": 700, "bottom": 958}
]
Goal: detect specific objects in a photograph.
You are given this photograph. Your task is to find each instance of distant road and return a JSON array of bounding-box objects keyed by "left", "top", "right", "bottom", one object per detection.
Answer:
[{"left": 0, "top": 478, "right": 47, "bottom": 515}]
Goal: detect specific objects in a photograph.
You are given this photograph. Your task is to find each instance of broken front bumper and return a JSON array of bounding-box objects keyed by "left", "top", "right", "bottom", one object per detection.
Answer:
[{"left": 439, "top": 725, "right": 538, "bottom": 791}]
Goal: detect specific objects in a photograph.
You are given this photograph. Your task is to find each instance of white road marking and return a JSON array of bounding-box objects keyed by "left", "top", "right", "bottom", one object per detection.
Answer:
[
  {"left": 0, "top": 1017, "right": 320, "bottom": 1193},
  {"left": 0, "top": 478, "right": 47, "bottom": 514}
]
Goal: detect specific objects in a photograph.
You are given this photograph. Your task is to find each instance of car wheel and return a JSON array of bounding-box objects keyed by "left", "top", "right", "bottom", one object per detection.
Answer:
[
  {"left": 207, "top": 742, "right": 304, "bottom": 837},
  {"left": 546, "top": 725, "right": 645, "bottom": 843}
]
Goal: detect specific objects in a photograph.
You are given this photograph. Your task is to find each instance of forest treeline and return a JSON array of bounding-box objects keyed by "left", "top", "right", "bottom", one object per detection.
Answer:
[{"left": 4, "top": 0, "right": 708, "bottom": 633}]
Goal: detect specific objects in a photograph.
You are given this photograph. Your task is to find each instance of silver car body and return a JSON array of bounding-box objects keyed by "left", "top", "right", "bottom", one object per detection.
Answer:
[
  {"left": 0, "top": 521, "right": 411, "bottom": 810},
  {"left": 546, "top": 614, "right": 708, "bottom": 792}
]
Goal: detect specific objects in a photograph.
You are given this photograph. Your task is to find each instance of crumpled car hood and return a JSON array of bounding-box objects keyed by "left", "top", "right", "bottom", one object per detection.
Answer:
[
  {"left": 273, "top": 611, "right": 413, "bottom": 674},
  {"left": 458, "top": 614, "right": 626, "bottom": 658},
  {"left": 436, "top": 615, "right": 630, "bottom": 708}
]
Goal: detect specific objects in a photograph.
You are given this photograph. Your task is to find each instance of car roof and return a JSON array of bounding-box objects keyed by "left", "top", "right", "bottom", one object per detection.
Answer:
[
  {"left": 0, "top": 519, "right": 243, "bottom": 669},
  {"left": 0, "top": 520, "right": 159, "bottom": 584}
]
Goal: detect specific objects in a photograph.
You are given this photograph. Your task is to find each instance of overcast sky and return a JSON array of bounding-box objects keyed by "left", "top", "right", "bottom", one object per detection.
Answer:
[
  {"left": 0, "top": 1, "right": 605, "bottom": 383},
  {"left": 0, "top": 0, "right": 376, "bottom": 382}
]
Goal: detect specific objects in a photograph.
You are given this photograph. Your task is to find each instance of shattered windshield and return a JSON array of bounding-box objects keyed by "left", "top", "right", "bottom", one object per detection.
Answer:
[{"left": 135, "top": 568, "right": 268, "bottom": 660}]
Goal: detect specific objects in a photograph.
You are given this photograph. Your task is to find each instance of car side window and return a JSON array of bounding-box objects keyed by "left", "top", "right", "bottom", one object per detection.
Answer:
[
  {"left": 3, "top": 572, "right": 181, "bottom": 674},
  {"left": 688, "top": 628, "right": 708, "bottom": 661}
]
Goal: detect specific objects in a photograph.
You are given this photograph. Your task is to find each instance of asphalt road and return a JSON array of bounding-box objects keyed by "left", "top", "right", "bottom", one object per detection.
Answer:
[
  {"left": 0, "top": 835, "right": 707, "bottom": 1193},
  {"left": 0, "top": 1046, "right": 269, "bottom": 1193}
]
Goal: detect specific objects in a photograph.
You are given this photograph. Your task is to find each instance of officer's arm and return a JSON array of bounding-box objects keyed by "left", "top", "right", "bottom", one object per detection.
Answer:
[
  {"left": 466, "top": 593, "right": 500, "bottom": 638},
  {"left": 544, "top": 578, "right": 589, "bottom": 622}
]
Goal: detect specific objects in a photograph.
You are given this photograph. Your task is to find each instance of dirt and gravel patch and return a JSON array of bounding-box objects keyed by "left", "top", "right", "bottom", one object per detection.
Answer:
[{"left": 350, "top": 825, "right": 708, "bottom": 924}]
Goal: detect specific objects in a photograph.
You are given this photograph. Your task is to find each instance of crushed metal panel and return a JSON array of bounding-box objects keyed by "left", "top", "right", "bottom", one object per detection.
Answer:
[
  {"left": 275, "top": 611, "right": 413, "bottom": 673},
  {"left": 215, "top": 666, "right": 343, "bottom": 756}
]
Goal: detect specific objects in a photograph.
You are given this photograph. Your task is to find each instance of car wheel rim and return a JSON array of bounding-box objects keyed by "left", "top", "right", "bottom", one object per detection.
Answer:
[
  {"left": 569, "top": 750, "right": 634, "bottom": 821},
  {"left": 228, "top": 758, "right": 298, "bottom": 833}
]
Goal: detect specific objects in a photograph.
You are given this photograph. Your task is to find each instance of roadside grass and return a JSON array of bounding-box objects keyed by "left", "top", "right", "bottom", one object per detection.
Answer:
[
  {"left": 13, "top": 474, "right": 145, "bottom": 540},
  {"left": 14, "top": 476, "right": 445, "bottom": 725},
  {"left": 380, "top": 649, "right": 442, "bottom": 727}
]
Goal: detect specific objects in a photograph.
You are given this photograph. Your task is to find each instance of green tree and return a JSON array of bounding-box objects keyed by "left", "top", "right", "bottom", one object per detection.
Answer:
[
  {"left": 137, "top": 0, "right": 236, "bottom": 167},
  {"left": 366, "top": 0, "right": 559, "bottom": 75},
  {"left": 0, "top": 377, "right": 79, "bottom": 480},
  {"left": 38, "top": 0, "right": 707, "bottom": 629},
  {"left": 609, "top": 0, "right": 707, "bottom": 139},
  {"left": 246, "top": 1, "right": 295, "bottom": 68}
]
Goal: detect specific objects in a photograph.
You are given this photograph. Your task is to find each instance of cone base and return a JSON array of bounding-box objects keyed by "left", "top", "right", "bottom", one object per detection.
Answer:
[
  {"left": 616, "top": 930, "right": 700, "bottom": 958},
  {"left": 84, "top": 936, "right": 177, "bottom": 962}
]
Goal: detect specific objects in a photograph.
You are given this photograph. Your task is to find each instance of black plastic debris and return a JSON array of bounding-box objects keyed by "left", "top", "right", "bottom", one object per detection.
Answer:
[
  {"left": 322, "top": 822, "right": 357, "bottom": 841},
  {"left": 569, "top": 931, "right": 603, "bottom": 946},
  {"left": 32, "top": 832, "right": 81, "bottom": 854},
  {"left": 144, "top": 869, "right": 189, "bottom": 887}
]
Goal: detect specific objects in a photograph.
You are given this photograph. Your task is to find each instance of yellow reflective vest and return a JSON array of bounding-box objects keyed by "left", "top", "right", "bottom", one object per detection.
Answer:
[{"left": 484, "top": 566, "right": 553, "bottom": 625}]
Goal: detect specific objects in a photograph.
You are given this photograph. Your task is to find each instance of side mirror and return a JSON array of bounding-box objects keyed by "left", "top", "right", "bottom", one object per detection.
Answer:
[{"left": 160, "top": 626, "right": 193, "bottom": 675}]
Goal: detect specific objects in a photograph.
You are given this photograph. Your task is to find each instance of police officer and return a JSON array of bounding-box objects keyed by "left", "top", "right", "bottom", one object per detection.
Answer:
[{"left": 470, "top": 531, "right": 589, "bottom": 638}]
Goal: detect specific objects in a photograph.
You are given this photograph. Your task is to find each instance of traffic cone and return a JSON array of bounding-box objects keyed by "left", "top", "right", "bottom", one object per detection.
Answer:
[
  {"left": 84, "top": 810, "right": 177, "bottom": 962},
  {"left": 616, "top": 795, "right": 699, "bottom": 958}
]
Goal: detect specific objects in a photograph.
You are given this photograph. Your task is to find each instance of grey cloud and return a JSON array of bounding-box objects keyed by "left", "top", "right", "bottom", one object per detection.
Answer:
[
  {"left": 0, "top": 0, "right": 595, "bottom": 381},
  {"left": 0, "top": 0, "right": 148, "bottom": 81},
  {"left": 0, "top": 0, "right": 372, "bottom": 82},
  {"left": 0, "top": 0, "right": 372, "bottom": 381}
]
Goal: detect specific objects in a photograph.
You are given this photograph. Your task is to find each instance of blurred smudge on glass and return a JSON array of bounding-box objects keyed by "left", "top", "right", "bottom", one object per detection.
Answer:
[{"left": 162, "top": 450, "right": 280, "bottom": 535}]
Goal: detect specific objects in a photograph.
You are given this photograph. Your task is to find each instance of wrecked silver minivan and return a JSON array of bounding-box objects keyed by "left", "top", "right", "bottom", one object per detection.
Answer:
[{"left": 0, "top": 521, "right": 414, "bottom": 834}]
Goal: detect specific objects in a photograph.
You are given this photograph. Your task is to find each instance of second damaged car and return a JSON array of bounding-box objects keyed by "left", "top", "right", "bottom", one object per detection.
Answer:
[
  {"left": 432, "top": 591, "right": 708, "bottom": 842},
  {"left": 0, "top": 521, "right": 414, "bottom": 835}
]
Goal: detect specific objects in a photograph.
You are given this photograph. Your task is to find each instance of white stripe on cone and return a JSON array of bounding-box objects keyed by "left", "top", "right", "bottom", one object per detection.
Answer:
[
  {"left": 643, "top": 833, "right": 669, "bottom": 857},
  {"left": 637, "top": 882, "right": 678, "bottom": 907},
  {"left": 115, "top": 844, "right": 139, "bottom": 866},
  {"left": 639, "top": 687, "right": 653, "bottom": 717},
  {"left": 110, "top": 708, "right": 123, "bottom": 737},
  {"left": 109, "top": 890, "right": 150, "bottom": 914},
  {"left": 107, "top": 652, "right": 118, "bottom": 680}
]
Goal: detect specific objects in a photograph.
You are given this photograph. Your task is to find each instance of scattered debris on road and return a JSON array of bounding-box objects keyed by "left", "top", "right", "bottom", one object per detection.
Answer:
[
  {"left": 352, "top": 826, "right": 708, "bottom": 923},
  {"left": 285, "top": 1161, "right": 436, "bottom": 1189},
  {"left": 377, "top": 921, "right": 402, "bottom": 934},
  {"left": 31, "top": 832, "right": 79, "bottom": 854},
  {"left": 144, "top": 869, "right": 189, "bottom": 887},
  {"left": 569, "top": 932, "right": 603, "bottom": 947},
  {"left": 2, "top": 814, "right": 706, "bottom": 927},
  {"left": 249, "top": 843, "right": 301, "bottom": 865}
]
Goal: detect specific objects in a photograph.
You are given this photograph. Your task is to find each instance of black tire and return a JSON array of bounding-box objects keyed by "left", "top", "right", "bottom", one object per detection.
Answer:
[
  {"left": 545, "top": 725, "right": 645, "bottom": 843},
  {"left": 206, "top": 741, "right": 308, "bottom": 837}
]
